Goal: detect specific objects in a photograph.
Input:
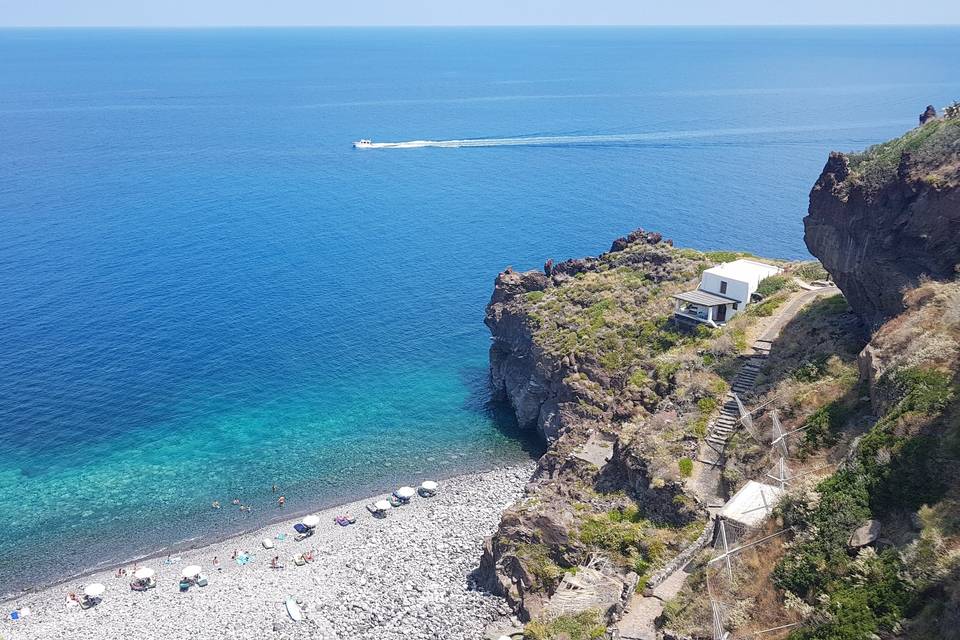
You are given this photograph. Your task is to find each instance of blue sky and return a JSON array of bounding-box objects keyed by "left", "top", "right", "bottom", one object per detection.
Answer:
[{"left": 0, "top": 0, "right": 957, "bottom": 27}]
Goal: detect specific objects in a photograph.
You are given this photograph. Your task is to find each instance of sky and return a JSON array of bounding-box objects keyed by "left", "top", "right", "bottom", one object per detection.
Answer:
[{"left": 0, "top": 0, "right": 957, "bottom": 27}]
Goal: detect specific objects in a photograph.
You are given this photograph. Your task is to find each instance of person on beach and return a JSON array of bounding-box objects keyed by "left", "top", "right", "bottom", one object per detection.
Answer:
[
  {"left": 270, "top": 556, "right": 281, "bottom": 569},
  {"left": 213, "top": 556, "right": 221, "bottom": 571},
  {"left": 277, "top": 495, "right": 285, "bottom": 507},
  {"left": 231, "top": 549, "right": 238, "bottom": 560}
]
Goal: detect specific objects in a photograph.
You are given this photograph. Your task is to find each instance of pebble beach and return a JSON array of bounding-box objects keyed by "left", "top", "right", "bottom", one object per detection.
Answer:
[{"left": 2, "top": 463, "right": 534, "bottom": 640}]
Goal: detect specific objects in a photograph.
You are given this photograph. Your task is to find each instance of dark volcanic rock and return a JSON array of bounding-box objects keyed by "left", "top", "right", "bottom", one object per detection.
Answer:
[
  {"left": 920, "top": 105, "right": 938, "bottom": 125},
  {"left": 803, "top": 123, "right": 960, "bottom": 330}
]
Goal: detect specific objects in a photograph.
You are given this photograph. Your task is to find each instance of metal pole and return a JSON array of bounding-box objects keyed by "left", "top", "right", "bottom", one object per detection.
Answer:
[{"left": 720, "top": 519, "right": 733, "bottom": 582}]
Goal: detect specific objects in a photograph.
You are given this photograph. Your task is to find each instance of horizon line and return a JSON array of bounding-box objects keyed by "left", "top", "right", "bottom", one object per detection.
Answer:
[{"left": 2, "top": 23, "right": 959, "bottom": 29}]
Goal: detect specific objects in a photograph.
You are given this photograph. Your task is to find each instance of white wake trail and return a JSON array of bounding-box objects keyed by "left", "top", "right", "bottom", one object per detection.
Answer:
[{"left": 359, "top": 121, "right": 910, "bottom": 150}]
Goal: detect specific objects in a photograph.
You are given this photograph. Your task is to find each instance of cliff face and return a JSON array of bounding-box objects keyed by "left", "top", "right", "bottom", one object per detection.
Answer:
[
  {"left": 804, "top": 116, "right": 960, "bottom": 330},
  {"left": 485, "top": 230, "right": 693, "bottom": 442},
  {"left": 478, "top": 231, "right": 785, "bottom": 627}
]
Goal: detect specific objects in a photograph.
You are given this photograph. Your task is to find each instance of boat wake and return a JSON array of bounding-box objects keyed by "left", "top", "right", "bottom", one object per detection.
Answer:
[{"left": 358, "top": 121, "right": 909, "bottom": 149}]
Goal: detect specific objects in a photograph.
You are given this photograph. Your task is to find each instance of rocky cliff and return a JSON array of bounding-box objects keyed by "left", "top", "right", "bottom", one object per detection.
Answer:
[
  {"left": 478, "top": 231, "right": 799, "bottom": 632},
  {"left": 485, "top": 229, "right": 685, "bottom": 442},
  {"left": 660, "top": 114, "right": 960, "bottom": 640},
  {"left": 804, "top": 112, "right": 960, "bottom": 330}
]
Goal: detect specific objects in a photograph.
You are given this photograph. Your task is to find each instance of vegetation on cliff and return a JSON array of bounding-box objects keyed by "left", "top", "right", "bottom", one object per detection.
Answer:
[
  {"left": 481, "top": 230, "right": 817, "bottom": 629},
  {"left": 846, "top": 114, "right": 960, "bottom": 192},
  {"left": 804, "top": 109, "right": 960, "bottom": 329},
  {"left": 665, "top": 279, "right": 960, "bottom": 640}
]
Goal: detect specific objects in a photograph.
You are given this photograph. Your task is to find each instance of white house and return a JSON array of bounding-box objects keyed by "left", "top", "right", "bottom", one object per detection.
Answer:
[{"left": 672, "top": 259, "right": 782, "bottom": 327}]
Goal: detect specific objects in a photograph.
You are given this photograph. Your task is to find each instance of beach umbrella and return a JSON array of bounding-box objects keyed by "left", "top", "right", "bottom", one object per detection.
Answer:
[
  {"left": 420, "top": 481, "right": 438, "bottom": 492},
  {"left": 396, "top": 486, "right": 416, "bottom": 499},
  {"left": 133, "top": 568, "right": 154, "bottom": 580},
  {"left": 83, "top": 584, "right": 105, "bottom": 598},
  {"left": 374, "top": 499, "right": 392, "bottom": 511},
  {"left": 181, "top": 565, "right": 202, "bottom": 579},
  {"left": 302, "top": 515, "right": 320, "bottom": 528}
]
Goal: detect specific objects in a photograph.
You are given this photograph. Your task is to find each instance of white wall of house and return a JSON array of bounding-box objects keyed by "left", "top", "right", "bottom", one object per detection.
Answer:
[
  {"left": 697, "top": 259, "right": 782, "bottom": 322},
  {"left": 700, "top": 272, "right": 749, "bottom": 305}
]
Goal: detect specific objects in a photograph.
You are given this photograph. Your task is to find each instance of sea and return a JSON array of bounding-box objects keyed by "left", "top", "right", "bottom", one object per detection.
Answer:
[{"left": 1, "top": 26, "right": 958, "bottom": 597}]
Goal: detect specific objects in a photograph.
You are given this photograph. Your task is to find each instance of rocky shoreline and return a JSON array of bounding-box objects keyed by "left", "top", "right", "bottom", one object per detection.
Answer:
[{"left": 2, "top": 463, "right": 535, "bottom": 640}]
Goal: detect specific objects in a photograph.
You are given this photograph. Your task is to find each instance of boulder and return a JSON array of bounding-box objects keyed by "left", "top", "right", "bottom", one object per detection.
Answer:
[{"left": 848, "top": 519, "right": 882, "bottom": 548}]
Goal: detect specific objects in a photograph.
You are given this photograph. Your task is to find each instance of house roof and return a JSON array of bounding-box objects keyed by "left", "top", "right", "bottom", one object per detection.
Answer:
[
  {"left": 719, "top": 480, "right": 785, "bottom": 528},
  {"left": 672, "top": 289, "right": 739, "bottom": 306},
  {"left": 703, "top": 259, "right": 781, "bottom": 283}
]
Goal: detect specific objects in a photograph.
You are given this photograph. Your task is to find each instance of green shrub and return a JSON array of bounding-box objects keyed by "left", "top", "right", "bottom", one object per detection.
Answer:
[
  {"left": 799, "top": 400, "right": 851, "bottom": 454},
  {"left": 748, "top": 295, "right": 786, "bottom": 317},
  {"left": 524, "top": 610, "right": 606, "bottom": 640},
  {"left": 525, "top": 290, "right": 546, "bottom": 303},
  {"left": 514, "top": 543, "right": 563, "bottom": 590},
  {"left": 654, "top": 360, "right": 681, "bottom": 382},
  {"left": 756, "top": 275, "right": 791, "bottom": 298},
  {"left": 792, "top": 355, "right": 830, "bottom": 383},
  {"left": 678, "top": 457, "right": 694, "bottom": 478},
  {"left": 704, "top": 250, "right": 751, "bottom": 263},
  {"left": 697, "top": 396, "right": 718, "bottom": 415},
  {"left": 628, "top": 369, "right": 649, "bottom": 387},
  {"left": 578, "top": 508, "right": 655, "bottom": 566},
  {"left": 777, "top": 365, "right": 957, "bottom": 639},
  {"left": 794, "top": 261, "right": 829, "bottom": 282}
]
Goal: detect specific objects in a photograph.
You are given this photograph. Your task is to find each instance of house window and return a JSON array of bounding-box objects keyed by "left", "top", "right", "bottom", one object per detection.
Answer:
[
  {"left": 733, "top": 302, "right": 739, "bottom": 310},
  {"left": 719, "top": 280, "right": 728, "bottom": 294}
]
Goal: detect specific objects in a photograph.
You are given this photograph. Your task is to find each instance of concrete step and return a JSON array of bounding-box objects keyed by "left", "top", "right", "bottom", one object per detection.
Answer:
[{"left": 706, "top": 436, "right": 727, "bottom": 447}]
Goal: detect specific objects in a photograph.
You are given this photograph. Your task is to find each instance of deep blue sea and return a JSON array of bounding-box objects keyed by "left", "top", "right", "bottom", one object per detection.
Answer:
[{"left": 1, "top": 27, "right": 958, "bottom": 596}]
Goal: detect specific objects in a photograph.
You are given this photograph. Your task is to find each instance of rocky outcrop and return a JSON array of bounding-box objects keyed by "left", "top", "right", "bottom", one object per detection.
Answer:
[
  {"left": 485, "top": 229, "right": 686, "bottom": 441},
  {"left": 920, "top": 105, "right": 938, "bottom": 125},
  {"left": 804, "top": 117, "right": 960, "bottom": 330},
  {"left": 479, "top": 229, "right": 713, "bottom": 624}
]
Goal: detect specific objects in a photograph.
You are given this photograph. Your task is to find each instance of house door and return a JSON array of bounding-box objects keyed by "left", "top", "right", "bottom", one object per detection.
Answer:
[{"left": 714, "top": 305, "right": 727, "bottom": 323}]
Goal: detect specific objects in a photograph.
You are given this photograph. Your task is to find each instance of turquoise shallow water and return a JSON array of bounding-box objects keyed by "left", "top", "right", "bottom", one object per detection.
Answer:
[{"left": 0, "top": 26, "right": 959, "bottom": 596}]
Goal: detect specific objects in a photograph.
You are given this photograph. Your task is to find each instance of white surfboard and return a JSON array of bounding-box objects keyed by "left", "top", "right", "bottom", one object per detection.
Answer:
[{"left": 285, "top": 597, "right": 303, "bottom": 622}]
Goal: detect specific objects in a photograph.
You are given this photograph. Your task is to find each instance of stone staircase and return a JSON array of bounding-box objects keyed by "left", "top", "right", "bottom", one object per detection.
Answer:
[{"left": 703, "top": 346, "right": 768, "bottom": 462}]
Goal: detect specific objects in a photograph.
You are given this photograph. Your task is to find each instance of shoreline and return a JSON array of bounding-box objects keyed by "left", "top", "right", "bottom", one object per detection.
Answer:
[
  {"left": 3, "top": 462, "right": 535, "bottom": 640},
  {"left": 1, "top": 454, "right": 539, "bottom": 603}
]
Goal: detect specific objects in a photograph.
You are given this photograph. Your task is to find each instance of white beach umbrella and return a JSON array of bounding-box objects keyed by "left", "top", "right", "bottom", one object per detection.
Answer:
[
  {"left": 374, "top": 499, "right": 392, "bottom": 511},
  {"left": 181, "top": 565, "right": 202, "bottom": 579},
  {"left": 83, "top": 583, "right": 105, "bottom": 598},
  {"left": 396, "top": 486, "right": 416, "bottom": 499},
  {"left": 420, "top": 481, "right": 438, "bottom": 492},
  {"left": 302, "top": 515, "right": 320, "bottom": 528},
  {"left": 133, "top": 568, "right": 155, "bottom": 580}
]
